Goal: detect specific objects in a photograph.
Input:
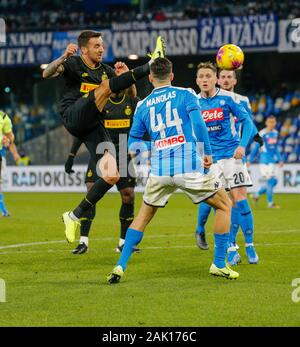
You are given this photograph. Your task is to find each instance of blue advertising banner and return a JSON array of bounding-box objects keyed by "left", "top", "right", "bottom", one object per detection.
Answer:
[
  {"left": 52, "top": 29, "right": 114, "bottom": 63},
  {"left": 0, "top": 31, "right": 52, "bottom": 66},
  {"left": 0, "top": 16, "right": 280, "bottom": 67},
  {"left": 198, "top": 14, "right": 278, "bottom": 52},
  {"left": 110, "top": 19, "right": 199, "bottom": 58}
]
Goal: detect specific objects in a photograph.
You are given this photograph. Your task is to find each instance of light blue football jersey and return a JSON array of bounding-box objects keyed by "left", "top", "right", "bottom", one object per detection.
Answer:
[
  {"left": 129, "top": 85, "right": 207, "bottom": 176},
  {"left": 249, "top": 128, "right": 282, "bottom": 164},
  {"left": 198, "top": 88, "right": 253, "bottom": 161}
]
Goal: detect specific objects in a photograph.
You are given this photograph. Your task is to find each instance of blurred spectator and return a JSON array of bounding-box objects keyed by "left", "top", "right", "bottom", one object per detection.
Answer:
[{"left": 2, "top": 0, "right": 300, "bottom": 32}]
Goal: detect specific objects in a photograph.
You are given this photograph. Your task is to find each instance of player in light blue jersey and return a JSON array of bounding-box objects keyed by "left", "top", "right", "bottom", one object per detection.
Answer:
[
  {"left": 195, "top": 63, "right": 259, "bottom": 265},
  {"left": 249, "top": 115, "right": 283, "bottom": 208},
  {"left": 107, "top": 58, "right": 239, "bottom": 283}
]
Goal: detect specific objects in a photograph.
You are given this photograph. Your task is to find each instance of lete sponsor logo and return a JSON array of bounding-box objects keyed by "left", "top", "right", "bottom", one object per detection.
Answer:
[
  {"left": 202, "top": 108, "right": 224, "bottom": 122},
  {"left": 155, "top": 134, "right": 186, "bottom": 150}
]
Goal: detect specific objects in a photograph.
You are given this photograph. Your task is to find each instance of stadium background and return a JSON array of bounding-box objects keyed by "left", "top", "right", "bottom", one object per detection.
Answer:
[
  {"left": 1, "top": 0, "right": 300, "bottom": 329},
  {"left": 1, "top": 0, "right": 300, "bottom": 192}
]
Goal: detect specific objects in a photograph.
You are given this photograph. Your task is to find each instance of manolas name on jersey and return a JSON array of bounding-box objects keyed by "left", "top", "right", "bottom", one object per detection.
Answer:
[
  {"left": 129, "top": 85, "right": 205, "bottom": 176},
  {"left": 198, "top": 88, "right": 252, "bottom": 161}
]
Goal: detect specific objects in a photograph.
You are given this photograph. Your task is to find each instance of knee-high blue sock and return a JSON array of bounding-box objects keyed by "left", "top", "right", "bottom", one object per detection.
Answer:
[
  {"left": 0, "top": 193, "right": 8, "bottom": 214},
  {"left": 266, "top": 177, "right": 277, "bottom": 205},
  {"left": 196, "top": 203, "right": 212, "bottom": 235},
  {"left": 229, "top": 206, "right": 239, "bottom": 245},
  {"left": 236, "top": 199, "right": 254, "bottom": 244},
  {"left": 117, "top": 228, "right": 144, "bottom": 270},
  {"left": 257, "top": 186, "right": 267, "bottom": 196},
  {"left": 214, "top": 233, "right": 230, "bottom": 268}
]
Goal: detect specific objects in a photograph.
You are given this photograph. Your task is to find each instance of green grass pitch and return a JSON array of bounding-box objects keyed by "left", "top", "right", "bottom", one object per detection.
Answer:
[{"left": 0, "top": 192, "right": 300, "bottom": 326}]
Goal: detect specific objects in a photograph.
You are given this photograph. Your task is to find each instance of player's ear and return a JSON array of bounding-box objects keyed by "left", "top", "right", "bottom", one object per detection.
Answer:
[
  {"left": 148, "top": 74, "right": 153, "bottom": 84},
  {"left": 170, "top": 72, "right": 174, "bottom": 82}
]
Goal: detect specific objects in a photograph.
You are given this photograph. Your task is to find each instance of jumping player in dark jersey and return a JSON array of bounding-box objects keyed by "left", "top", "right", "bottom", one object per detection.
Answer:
[
  {"left": 43, "top": 30, "right": 165, "bottom": 243},
  {"left": 65, "top": 91, "right": 139, "bottom": 255}
]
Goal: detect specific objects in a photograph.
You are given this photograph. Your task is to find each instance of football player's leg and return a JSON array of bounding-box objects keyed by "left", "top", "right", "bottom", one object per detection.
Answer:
[
  {"left": 229, "top": 203, "right": 240, "bottom": 245},
  {"left": 73, "top": 182, "right": 96, "bottom": 254},
  {"left": 71, "top": 130, "right": 119, "bottom": 220},
  {"left": 206, "top": 189, "right": 239, "bottom": 279},
  {"left": 107, "top": 202, "right": 158, "bottom": 284},
  {"left": 196, "top": 202, "right": 211, "bottom": 235},
  {"left": 267, "top": 177, "right": 278, "bottom": 208},
  {"left": 231, "top": 187, "right": 258, "bottom": 264},
  {"left": 117, "top": 186, "right": 135, "bottom": 252},
  {"left": 195, "top": 202, "right": 211, "bottom": 250},
  {"left": 116, "top": 202, "right": 158, "bottom": 270}
]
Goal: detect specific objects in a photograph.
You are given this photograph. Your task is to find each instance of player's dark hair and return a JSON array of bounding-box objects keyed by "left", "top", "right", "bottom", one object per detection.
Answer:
[
  {"left": 150, "top": 57, "right": 172, "bottom": 81},
  {"left": 78, "top": 31, "right": 102, "bottom": 48},
  {"left": 197, "top": 61, "right": 217, "bottom": 75}
]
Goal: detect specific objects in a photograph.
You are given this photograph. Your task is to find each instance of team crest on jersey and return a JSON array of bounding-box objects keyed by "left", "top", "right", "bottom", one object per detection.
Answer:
[
  {"left": 124, "top": 106, "right": 132, "bottom": 116},
  {"left": 87, "top": 170, "right": 93, "bottom": 177},
  {"left": 83, "top": 93, "right": 89, "bottom": 98},
  {"left": 220, "top": 100, "right": 226, "bottom": 106},
  {"left": 101, "top": 72, "right": 108, "bottom": 81},
  {"left": 81, "top": 72, "right": 89, "bottom": 77}
]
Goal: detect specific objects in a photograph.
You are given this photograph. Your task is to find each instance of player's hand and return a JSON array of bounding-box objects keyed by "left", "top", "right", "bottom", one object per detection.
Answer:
[
  {"left": 114, "top": 62, "right": 129, "bottom": 75},
  {"left": 279, "top": 161, "right": 284, "bottom": 168},
  {"left": 65, "top": 155, "right": 75, "bottom": 174},
  {"left": 204, "top": 155, "right": 212, "bottom": 169},
  {"left": 233, "top": 146, "right": 245, "bottom": 160},
  {"left": 246, "top": 162, "right": 251, "bottom": 168},
  {"left": 63, "top": 44, "right": 78, "bottom": 59}
]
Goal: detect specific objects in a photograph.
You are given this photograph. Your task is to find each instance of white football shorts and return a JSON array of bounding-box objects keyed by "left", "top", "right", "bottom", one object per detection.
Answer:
[
  {"left": 143, "top": 171, "right": 221, "bottom": 207},
  {"left": 209, "top": 158, "right": 253, "bottom": 190}
]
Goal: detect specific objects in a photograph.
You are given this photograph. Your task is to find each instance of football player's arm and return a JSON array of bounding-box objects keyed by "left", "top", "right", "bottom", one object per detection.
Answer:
[
  {"left": 275, "top": 142, "right": 283, "bottom": 165},
  {"left": 42, "top": 43, "right": 78, "bottom": 79},
  {"left": 248, "top": 142, "right": 260, "bottom": 164},
  {"left": 65, "top": 137, "right": 83, "bottom": 174},
  {"left": 8, "top": 142, "right": 21, "bottom": 164},
  {"left": 230, "top": 100, "right": 253, "bottom": 158},
  {"left": 128, "top": 111, "right": 150, "bottom": 155},
  {"left": 189, "top": 109, "right": 212, "bottom": 156},
  {"left": 114, "top": 62, "right": 137, "bottom": 98}
]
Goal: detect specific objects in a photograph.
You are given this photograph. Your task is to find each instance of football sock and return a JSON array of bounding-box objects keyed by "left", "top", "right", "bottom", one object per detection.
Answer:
[
  {"left": 79, "top": 236, "right": 89, "bottom": 246},
  {"left": 73, "top": 178, "right": 112, "bottom": 219},
  {"left": 257, "top": 186, "right": 267, "bottom": 196},
  {"left": 109, "top": 64, "right": 150, "bottom": 93},
  {"left": 196, "top": 203, "right": 212, "bottom": 234},
  {"left": 80, "top": 205, "right": 96, "bottom": 237},
  {"left": 117, "top": 228, "right": 144, "bottom": 270},
  {"left": 0, "top": 193, "right": 8, "bottom": 214},
  {"left": 213, "top": 233, "right": 229, "bottom": 268},
  {"left": 236, "top": 199, "right": 254, "bottom": 244},
  {"left": 119, "top": 203, "right": 134, "bottom": 240},
  {"left": 266, "top": 177, "right": 277, "bottom": 204},
  {"left": 80, "top": 219, "right": 92, "bottom": 238},
  {"left": 229, "top": 206, "right": 239, "bottom": 245}
]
